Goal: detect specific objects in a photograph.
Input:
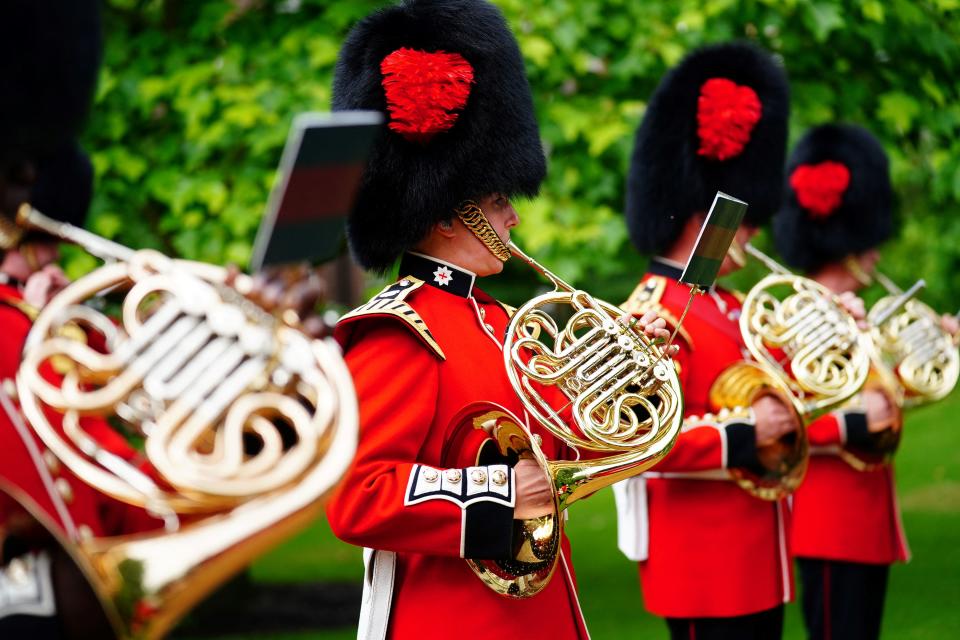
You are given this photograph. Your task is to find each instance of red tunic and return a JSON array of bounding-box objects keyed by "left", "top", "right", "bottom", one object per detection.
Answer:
[
  {"left": 326, "top": 253, "right": 588, "bottom": 640},
  {"left": 616, "top": 264, "right": 793, "bottom": 619},
  {"left": 790, "top": 411, "right": 909, "bottom": 564},
  {"left": 0, "top": 283, "right": 160, "bottom": 545}
]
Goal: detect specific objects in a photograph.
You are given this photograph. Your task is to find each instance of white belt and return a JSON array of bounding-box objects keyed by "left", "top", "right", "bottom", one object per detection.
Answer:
[
  {"left": 357, "top": 548, "right": 395, "bottom": 640},
  {"left": 808, "top": 445, "right": 843, "bottom": 456},
  {"left": 644, "top": 469, "right": 733, "bottom": 481}
]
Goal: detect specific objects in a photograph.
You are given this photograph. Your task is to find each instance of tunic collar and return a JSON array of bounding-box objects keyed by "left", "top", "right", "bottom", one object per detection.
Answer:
[
  {"left": 650, "top": 256, "right": 720, "bottom": 295},
  {"left": 401, "top": 252, "right": 476, "bottom": 298},
  {"left": 648, "top": 256, "right": 685, "bottom": 281}
]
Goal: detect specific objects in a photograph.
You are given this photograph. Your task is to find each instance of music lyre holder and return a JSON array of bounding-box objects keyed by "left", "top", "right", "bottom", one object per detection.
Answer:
[{"left": 641, "top": 192, "right": 748, "bottom": 376}]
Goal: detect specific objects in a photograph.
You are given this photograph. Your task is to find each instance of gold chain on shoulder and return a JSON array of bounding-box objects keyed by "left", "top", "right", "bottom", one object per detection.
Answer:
[
  {"left": 0, "top": 214, "right": 25, "bottom": 251},
  {"left": 456, "top": 201, "right": 511, "bottom": 262}
]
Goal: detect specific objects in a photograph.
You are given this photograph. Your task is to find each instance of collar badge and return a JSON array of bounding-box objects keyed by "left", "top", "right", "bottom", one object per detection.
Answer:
[{"left": 433, "top": 265, "right": 454, "bottom": 287}]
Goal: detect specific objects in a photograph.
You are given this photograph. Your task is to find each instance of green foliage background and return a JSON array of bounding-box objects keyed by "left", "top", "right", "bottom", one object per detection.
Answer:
[{"left": 83, "top": 0, "right": 960, "bottom": 308}]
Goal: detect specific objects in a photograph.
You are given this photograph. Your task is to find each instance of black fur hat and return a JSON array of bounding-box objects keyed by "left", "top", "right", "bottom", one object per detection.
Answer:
[
  {"left": 0, "top": 0, "right": 102, "bottom": 165},
  {"left": 625, "top": 42, "right": 790, "bottom": 255},
  {"left": 774, "top": 124, "right": 893, "bottom": 272},
  {"left": 333, "top": 0, "right": 546, "bottom": 272},
  {"left": 30, "top": 142, "right": 95, "bottom": 230}
]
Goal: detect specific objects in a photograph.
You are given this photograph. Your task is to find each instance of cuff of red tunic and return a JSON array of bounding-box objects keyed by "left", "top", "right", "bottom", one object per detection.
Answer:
[
  {"left": 724, "top": 422, "right": 760, "bottom": 469},
  {"left": 842, "top": 411, "right": 875, "bottom": 449},
  {"left": 462, "top": 499, "right": 515, "bottom": 559},
  {"left": 843, "top": 411, "right": 886, "bottom": 453},
  {"left": 405, "top": 464, "right": 514, "bottom": 508}
]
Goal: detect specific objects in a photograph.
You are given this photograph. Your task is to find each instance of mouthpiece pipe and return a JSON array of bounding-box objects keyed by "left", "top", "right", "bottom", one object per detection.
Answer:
[
  {"left": 16, "top": 204, "right": 135, "bottom": 263},
  {"left": 874, "top": 271, "right": 904, "bottom": 296},
  {"left": 743, "top": 242, "right": 791, "bottom": 275},
  {"left": 508, "top": 241, "right": 574, "bottom": 293},
  {"left": 873, "top": 279, "right": 925, "bottom": 327}
]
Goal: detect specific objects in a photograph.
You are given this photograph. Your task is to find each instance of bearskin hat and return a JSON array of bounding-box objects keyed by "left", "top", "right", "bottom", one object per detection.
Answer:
[
  {"left": 0, "top": 0, "right": 102, "bottom": 165},
  {"left": 0, "top": 0, "right": 100, "bottom": 244},
  {"left": 29, "top": 142, "right": 95, "bottom": 230},
  {"left": 773, "top": 124, "right": 893, "bottom": 272},
  {"left": 625, "top": 42, "right": 790, "bottom": 255},
  {"left": 333, "top": 0, "right": 546, "bottom": 272}
]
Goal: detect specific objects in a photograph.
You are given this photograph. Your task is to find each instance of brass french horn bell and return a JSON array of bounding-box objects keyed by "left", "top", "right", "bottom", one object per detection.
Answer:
[
  {"left": 12, "top": 205, "right": 358, "bottom": 639},
  {"left": 446, "top": 242, "right": 684, "bottom": 598}
]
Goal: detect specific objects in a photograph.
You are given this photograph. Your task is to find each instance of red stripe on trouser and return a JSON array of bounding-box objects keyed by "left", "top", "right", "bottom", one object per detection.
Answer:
[
  {"left": 689, "top": 620, "right": 696, "bottom": 640},
  {"left": 823, "top": 563, "right": 832, "bottom": 640}
]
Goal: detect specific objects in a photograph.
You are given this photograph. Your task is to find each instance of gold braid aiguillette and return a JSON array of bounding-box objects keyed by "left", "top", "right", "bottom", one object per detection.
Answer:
[
  {"left": 456, "top": 201, "right": 511, "bottom": 262},
  {"left": 0, "top": 214, "right": 25, "bottom": 251}
]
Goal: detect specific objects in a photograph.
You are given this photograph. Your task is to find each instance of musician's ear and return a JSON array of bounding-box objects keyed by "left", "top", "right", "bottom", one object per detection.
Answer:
[{"left": 436, "top": 218, "right": 456, "bottom": 239}]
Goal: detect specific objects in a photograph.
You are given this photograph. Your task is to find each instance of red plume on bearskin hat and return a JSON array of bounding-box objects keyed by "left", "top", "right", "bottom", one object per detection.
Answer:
[
  {"left": 625, "top": 42, "right": 790, "bottom": 255},
  {"left": 332, "top": 0, "right": 546, "bottom": 272},
  {"left": 773, "top": 124, "right": 894, "bottom": 272}
]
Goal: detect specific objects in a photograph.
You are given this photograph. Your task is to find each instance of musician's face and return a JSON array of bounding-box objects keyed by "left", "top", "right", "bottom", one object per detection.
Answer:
[
  {"left": 452, "top": 193, "right": 519, "bottom": 277},
  {"left": 845, "top": 248, "right": 881, "bottom": 291},
  {"left": 719, "top": 225, "right": 759, "bottom": 276},
  {"left": 0, "top": 241, "right": 59, "bottom": 283},
  {"left": 855, "top": 249, "right": 881, "bottom": 277}
]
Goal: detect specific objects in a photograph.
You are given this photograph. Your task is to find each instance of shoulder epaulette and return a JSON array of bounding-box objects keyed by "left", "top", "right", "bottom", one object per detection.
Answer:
[
  {"left": 338, "top": 277, "right": 445, "bottom": 360},
  {"left": 621, "top": 276, "right": 693, "bottom": 348}
]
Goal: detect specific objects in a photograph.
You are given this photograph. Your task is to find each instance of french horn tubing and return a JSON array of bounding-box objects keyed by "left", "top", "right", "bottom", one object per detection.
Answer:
[
  {"left": 447, "top": 242, "right": 684, "bottom": 598},
  {"left": 706, "top": 242, "right": 870, "bottom": 499},
  {"left": 11, "top": 204, "right": 358, "bottom": 639}
]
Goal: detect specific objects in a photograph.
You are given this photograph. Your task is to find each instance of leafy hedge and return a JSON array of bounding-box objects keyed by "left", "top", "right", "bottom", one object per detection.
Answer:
[{"left": 83, "top": 0, "right": 960, "bottom": 310}]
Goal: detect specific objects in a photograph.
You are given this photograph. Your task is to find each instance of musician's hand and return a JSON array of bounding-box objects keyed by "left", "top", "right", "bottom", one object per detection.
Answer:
[
  {"left": 752, "top": 394, "right": 800, "bottom": 447},
  {"left": 620, "top": 311, "right": 678, "bottom": 356},
  {"left": 22, "top": 263, "right": 69, "bottom": 308},
  {"left": 863, "top": 389, "right": 897, "bottom": 433},
  {"left": 941, "top": 313, "right": 960, "bottom": 338},
  {"left": 513, "top": 459, "right": 554, "bottom": 520},
  {"left": 227, "top": 263, "right": 330, "bottom": 339},
  {"left": 837, "top": 291, "right": 867, "bottom": 328}
]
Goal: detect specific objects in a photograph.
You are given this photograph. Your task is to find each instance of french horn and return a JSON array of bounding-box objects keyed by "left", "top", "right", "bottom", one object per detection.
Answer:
[
  {"left": 10, "top": 205, "right": 358, "bottom": 639},
  {"left": 836, "top": 273, "right": 959, "bottom": 470},
  {"left": 707, "top": 242, "right": 870, "bottom": 499},
  {"left": 446, "top": 242, "right": 684, "bottom": 598},
  {"left": 870, "top": 272, "right": 959, "bottom": 407}
]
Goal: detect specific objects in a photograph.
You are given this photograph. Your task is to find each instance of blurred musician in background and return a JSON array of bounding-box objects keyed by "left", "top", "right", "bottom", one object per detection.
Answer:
[
  {"left": 774, "top": 123, "right": 908, "bottom": 640},
  {"left": 614, "top": 43, "right": 798, "bottom": 640},
  {"left": 0, "top": 2, "right": 163, "bottom": 636}
]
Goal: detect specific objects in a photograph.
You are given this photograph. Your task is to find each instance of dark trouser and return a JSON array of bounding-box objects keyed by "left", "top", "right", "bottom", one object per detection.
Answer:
[
  {"left": 797, "top": 557, "right": 889, "bottom": 640},
  {"left": 665, "top": 605, "right": 784, "bottom": 640},
  {"left": 0, "top": 546, "right": 113, "bottom": 640}
]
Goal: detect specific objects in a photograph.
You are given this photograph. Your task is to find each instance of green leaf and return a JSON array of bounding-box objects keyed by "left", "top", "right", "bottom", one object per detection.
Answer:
[
  {"left": 952, "top": 163, "right": 960, "bottom": 202},
  {"left": 91, "top": 212, "right": 124, "bottom": 239},
  {"left": 920, "top": 75, "right": 946, "bottom": 107},
  {"left": 587, "top": 119, "right": 630, "bottom": 157},
  {"left": 877, "top": 92, "right": 921, "bottom": 134},
  {"left": 195, "top": 180, "right": 229, "bottom": 214},
  {"left": 804, "top": 2, "right": 845, "bottom": 42},
  {"left": 659, "top": 42, "right": 686, "bottom": 67},
  {"left": 520, "top": 35, "right": 555, "bottom": 67},
  {"left": 862, "top": 1, "right": 885, "bottom": 22}
]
